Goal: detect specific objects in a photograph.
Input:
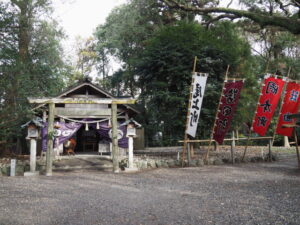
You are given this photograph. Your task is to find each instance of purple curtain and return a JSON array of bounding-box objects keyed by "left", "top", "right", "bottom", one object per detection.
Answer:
[
  {"left": 42, "top": 120, "right": 128, "bottom": 151},
  {"left": 91, "top": 121, "right": 128, "bottom": 148},
  {"left": 42, "top": 122, "right": 83, "bottom": 151}
]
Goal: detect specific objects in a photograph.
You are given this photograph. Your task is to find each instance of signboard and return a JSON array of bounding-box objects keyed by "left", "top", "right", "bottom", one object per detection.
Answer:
[
  {"left": 213, "top": 80, "right": 244, "bottom": 144},
  {"left": 276, "top": 81, "right": 300, "bottom": 137},
  {"left": 252, "top": 75, "right": 285, "bottom": 136},
  {"left": 186, "top": 72, "right": 208, "bottom": 137}
]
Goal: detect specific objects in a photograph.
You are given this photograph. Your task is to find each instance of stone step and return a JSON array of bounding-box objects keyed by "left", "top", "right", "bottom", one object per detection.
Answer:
[
  {"left": 53, "top": 165, "right": 113, "bottom": 172},
  {"left": 52, "top": 157, "right": 113, "bottom": 172}
]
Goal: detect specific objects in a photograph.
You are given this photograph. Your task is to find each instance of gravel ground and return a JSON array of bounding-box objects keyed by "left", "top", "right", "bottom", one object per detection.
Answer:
[{"left": 0, "top": 158, "right": 299, "bottom": 225}]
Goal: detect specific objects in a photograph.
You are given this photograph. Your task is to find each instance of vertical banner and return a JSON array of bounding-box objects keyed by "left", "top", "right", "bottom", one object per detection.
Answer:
[
  {"left": 276, "top": 81, "right": 300, "bottom": 137},
  {"left": 213, "top": 80, "right": 244, "bottom": 144},
  {"left": 186, "top": 72, "right": 208, "bottom": 137},
  {"left": 252, "top": 75, "right": 285, "bottom": 136}
]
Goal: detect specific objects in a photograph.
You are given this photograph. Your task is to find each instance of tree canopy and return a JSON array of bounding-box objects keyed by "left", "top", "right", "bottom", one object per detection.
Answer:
[
  {"left": 163, "top": 0, "right": 300, "bottom": 34},
  {"left": 135, "top": 21, "right": 254, "bottom": 145},
  {"left": 0, "top": 0, "right": 69, "bottom": 151}
]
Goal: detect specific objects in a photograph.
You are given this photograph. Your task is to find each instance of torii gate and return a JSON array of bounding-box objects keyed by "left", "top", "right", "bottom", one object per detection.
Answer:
[{"left": 28, "top": 97, "right": 136, "bottom": 175}]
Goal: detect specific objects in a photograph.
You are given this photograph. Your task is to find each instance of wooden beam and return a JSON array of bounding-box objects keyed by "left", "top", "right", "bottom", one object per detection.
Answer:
[
  {"left": 178, "top": 136, "right": 273, "bottom": 143},
  {"left": 55, "top": 108, "right": 112, "bottom": 117},
  {"left": 28, "top": 97, "right": 136, "bottom": 105}
]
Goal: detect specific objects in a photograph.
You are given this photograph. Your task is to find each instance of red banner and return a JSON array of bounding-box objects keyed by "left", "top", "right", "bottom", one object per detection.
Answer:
[
  {"left": 276, "top": 82, "right": 300, "bottom": 137},
  {"left": 252, "top": 76, "right": 285, "bottom": 136},
  {"left": 213, "top": 80, "right": 244, "bottom": 144}
]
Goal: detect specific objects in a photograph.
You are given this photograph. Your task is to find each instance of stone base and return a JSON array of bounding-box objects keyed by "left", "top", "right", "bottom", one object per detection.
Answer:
[
  {"left": 123, "top": 167, "right": 139, "bottom": 173},
  {"left": 24, "top": 171, "right": 40, "bottom": 177}
]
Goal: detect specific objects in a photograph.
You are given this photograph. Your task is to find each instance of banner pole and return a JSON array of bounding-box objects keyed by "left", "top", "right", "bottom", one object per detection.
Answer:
[
  {"left": 205, "top": 65, "right": 230, "bottom": 161},
  {"left": 242, "top": 72, "right": 282, "bottom": 161},
  {"left": 241, "top": 75, "right": 267, "bottom": 161},
  {"left": 271, "top": 67, "right": 291, "bottom": 146},
  {"left": 182, "top": 56, "right": 198, "bottom": 166}
]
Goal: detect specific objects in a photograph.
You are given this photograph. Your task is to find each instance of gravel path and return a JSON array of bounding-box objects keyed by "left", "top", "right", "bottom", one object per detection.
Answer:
[{"left": 0, "top": 158, "right": 299, "bottom": 225}]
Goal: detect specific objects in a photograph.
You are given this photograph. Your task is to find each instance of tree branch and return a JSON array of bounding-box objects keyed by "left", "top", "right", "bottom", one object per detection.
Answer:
[
  {"left": 163, "top": 0, "right": 300, "bottom": 34},
  {"left": 274, "top": 0, "right": 290, "bottom": 15}
]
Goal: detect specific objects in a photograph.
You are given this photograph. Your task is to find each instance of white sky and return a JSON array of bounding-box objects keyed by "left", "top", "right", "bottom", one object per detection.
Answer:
[
  {"left": 50, "top": 0, "right": 241, "bottom": 74},
  {"left": 53, "top": 0, "right": 236, "bottom": 40},
  {"left": 52, "top": 0, "right": 127, "bottom": 61},
  {"left": 52, "top": 0, "right": 126, "bottom": 39}
]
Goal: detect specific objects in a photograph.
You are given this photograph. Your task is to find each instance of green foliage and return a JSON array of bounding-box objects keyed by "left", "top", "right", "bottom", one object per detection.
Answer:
[
  {"left": 94, "top": 0, "right": 181, "bottom": 96},
  {"left": 137, "top": 21, "right": 253, "bottom": 146},
  {"left": 0, "top": 0, "right": 69, "bottom": 149}
]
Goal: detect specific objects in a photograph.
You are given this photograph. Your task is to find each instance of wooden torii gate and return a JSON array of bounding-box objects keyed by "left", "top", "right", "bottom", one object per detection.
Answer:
[{"left": 28, "top": 97, "right": 136, "bottom": 175}]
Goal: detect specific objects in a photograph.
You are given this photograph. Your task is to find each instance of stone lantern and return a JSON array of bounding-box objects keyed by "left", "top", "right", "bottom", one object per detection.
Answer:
[
  {"left": 22, "top": 117, "right": 44, "bottom": 176},
  {"left": 123, "top": 119, "right": 141, "bottom": 171}
]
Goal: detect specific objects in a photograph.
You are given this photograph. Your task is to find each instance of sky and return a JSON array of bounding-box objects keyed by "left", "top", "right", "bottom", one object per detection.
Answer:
[
  {"left": 52, "top": 0, "right": 127, "bottom": 59},
  {"left": 52, "top": 0, "right": 126, "bottom": 39},
  {"left": 51, "top": 0, "right": 240, "bottom": 73}
]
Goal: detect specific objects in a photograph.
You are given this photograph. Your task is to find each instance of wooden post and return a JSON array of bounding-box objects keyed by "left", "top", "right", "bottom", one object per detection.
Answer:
[
  {"left": 187, "top": 143, "right": 191, "bottom": 166},
  {"left": 111, "top": 103, "right": 120, "bottom": 173},
  {"left": 46, "top": 102, "right": 54, "bottom": 176},
  {"left": 230, "top": 138, "right": 235, "bottom": 164},
  {"left": 190, "top": 143, "right": 194, "bottom": 159},
  {"left": 231, "top": 131, "right": 235, "bottom": 164},
  {"left": 182, "top": 56, "right": 198, "bottom": 165},
  {"left": 268, "top": 139, "right": 272, "bottom": 162},
  {"left": 293, "top": 129, "right": 300, "bottom": 168}
]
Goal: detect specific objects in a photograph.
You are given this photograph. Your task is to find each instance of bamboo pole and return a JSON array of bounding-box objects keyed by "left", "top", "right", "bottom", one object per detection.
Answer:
[
  {"left": 271, "top": 67, "right": 291, "bottom": 146},
  {"left": 205, "top": 65, "right": 230, "bottom": 161},
  {"left": 182, "top": 56, "right": 198, "bottom": 166},
  {"left": 241, "top": 74, "right": 268, "bottom": 162}
]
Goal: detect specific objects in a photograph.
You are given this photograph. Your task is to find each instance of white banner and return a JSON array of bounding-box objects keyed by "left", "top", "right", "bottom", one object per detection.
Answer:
[{"left": 186, "top": 72, "right": 208, "bottom": 137}]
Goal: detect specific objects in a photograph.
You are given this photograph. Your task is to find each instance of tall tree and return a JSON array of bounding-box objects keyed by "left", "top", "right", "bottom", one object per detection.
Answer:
[
  {"left": 0, "top": 0, "right": 68, "bottom": 152},
  {"left": 136, "top": 22, "right": 254, "bottom": 146},
  {"left": 94, "top": 0, "right": 184, "bottom": 97}
]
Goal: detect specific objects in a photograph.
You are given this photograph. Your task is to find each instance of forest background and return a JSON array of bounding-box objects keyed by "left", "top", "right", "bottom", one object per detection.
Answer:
[{"left": 0, "top": 0, "right": 299, "bottom": 153}]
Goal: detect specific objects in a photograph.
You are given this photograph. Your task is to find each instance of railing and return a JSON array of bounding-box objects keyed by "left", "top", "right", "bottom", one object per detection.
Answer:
[{"left": 179, "top": 136, "right": 274, "bottom": 165}]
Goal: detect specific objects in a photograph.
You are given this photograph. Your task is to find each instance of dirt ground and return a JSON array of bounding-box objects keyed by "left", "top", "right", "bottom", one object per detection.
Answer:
[{"left": 0, "top": 157, "right": 299, "bottom": 225}]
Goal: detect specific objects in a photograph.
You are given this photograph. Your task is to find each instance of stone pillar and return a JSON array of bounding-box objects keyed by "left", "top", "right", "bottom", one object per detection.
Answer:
[
  {"left": 10, "top": 159, "right": 16, "bottom": 177},
  {"left": 24, "top": 138, "right": 39, "bottom": 177},
  {"left": 30, "top": 138, "right": 37, "bottom": 172},
  {"left": 128, "top": 136, "right": 134, "bottom": 168},
  {"left": 284, "top": 136, "right": 290, "bottom": 147},
  {"left": 232, "top": 131, "right": 236, "bottom": 148}
]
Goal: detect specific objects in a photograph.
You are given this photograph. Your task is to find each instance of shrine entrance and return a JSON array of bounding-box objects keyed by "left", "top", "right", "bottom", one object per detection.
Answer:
[
  {"left": 76, "top": 127, "right": 99, "bottom": 153},
  {"left": 28, "top": 79, "right": 139, "bottom": 174}
]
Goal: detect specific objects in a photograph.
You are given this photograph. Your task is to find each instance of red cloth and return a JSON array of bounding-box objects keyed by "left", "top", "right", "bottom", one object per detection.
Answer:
[
  {"left": 213, "top": 80, "right": 244, "bottom": 144},
  {"left": 276, "top": 82, "right": 300, "bottom": 137},
  {"left": 252, "top": 76, "right": 285, "bottom": 136}
]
